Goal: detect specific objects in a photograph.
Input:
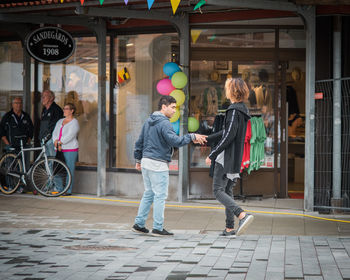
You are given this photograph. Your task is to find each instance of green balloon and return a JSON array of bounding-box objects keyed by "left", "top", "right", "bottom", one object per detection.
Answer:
[
  {"left": 188, "top": 117, "right": 199, "bottom": 132},
  {"left": 171, "top": 71, "right": 188, "bottom": 89}
]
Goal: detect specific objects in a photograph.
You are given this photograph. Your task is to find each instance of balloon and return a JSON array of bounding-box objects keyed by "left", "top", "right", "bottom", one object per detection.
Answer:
[
  {"left": 171, "top": 71, "right": 188, "bottom": 89},
  {"left": 156, "top": 78, "right": 175, "bottom": 95},
  {"left": 169, "top": 107, "right": 180, "bottom": 123},
  {"left": 171, "top": 119, "right": 180, "bottom": 135},
  {"left": 170, "top": 89, "right": 185, "bottom": 107},
  {"left": 188, "top": 117, "right": 199, "bottom": 132},
  {"left": 163, "top": 62, "right": 181, "bottom": 77}
]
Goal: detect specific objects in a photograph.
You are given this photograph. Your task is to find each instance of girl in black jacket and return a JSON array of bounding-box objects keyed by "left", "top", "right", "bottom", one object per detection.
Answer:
[{"left": 206, "top": 78, "right": 254, "bottom": 237}]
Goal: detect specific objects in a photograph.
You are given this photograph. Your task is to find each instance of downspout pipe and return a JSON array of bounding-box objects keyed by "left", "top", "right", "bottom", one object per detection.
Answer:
[{"left": 332, "top": 16, "right": 342, "bottom": 202}]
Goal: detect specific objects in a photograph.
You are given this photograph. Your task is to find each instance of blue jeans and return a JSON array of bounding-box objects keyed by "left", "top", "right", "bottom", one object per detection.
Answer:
[
  {"left": 135, "top": 168, "right": 169, "bottom": 231},
  {"left": 45, "top": 140, "right": 55, "bottom": 157},
  {"left": 63, "top": 151, "right": 78, "bottom": 194}
]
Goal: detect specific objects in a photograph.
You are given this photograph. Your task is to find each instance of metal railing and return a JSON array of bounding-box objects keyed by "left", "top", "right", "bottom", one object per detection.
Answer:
[{"left": 314, "top": 77, "right": 350, "bottom": 212}]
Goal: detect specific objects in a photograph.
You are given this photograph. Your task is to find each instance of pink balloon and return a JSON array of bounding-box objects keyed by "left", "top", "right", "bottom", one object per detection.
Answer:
[{"left": 156, "top": 78, "right": 175, "bottom": 95}]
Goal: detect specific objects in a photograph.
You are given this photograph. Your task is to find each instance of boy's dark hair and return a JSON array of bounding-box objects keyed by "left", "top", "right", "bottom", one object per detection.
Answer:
[{"left": 158, "top": 95, "right": 177, "bottom": 110}]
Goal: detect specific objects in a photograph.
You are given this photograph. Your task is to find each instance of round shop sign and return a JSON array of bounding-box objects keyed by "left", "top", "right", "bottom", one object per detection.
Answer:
[{"left": 25, "top": 27, "right": 75, "bottom": 63}]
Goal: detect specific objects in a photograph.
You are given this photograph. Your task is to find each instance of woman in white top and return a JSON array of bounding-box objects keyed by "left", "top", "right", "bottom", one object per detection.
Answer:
[{"left": 52, "top": 103, "right": 79, "bottom": 195}]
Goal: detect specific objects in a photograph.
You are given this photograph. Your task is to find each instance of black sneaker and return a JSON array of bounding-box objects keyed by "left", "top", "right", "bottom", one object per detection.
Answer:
[
  {"left": 236, "top": 214, "right": 254, "bottom": 236},
  {"left": 220, "top": 229, "right": 236, "bottom": 237},
  {"left": 132, "top": 224, "right": 149, "bottom": 234},
  {"left": 151, "top": 228, "right": 174, "bottom": 236}
]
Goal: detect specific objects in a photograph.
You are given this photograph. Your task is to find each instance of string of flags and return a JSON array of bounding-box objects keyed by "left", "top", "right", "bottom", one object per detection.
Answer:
[{"left": 59, "top": 0, "right": 206, "bottom": 15}]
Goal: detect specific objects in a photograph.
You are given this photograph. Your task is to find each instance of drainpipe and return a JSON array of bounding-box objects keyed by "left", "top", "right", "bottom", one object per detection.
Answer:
[
  {"left": 298, "top": 6, "right": 316, "bottom": 211},
  {"left": 332, "top": 16, "right": 342, "bottom": 207}
]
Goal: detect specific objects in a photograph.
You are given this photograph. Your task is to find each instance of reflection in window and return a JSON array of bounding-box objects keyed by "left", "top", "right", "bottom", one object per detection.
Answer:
[
  {"left": 279, "top": 29, "right": 306, "bottom": 48},
  {"left": 36, "top": 37, "right": 110, "bottom": 166},
  {"left": 191, "top": 29, "right": 275, "bottom": 48},
  {"left": 0, "top": 41, "right": 24, "bottom": 152},
  {"left": 114, "top": 34, "right": 179, "bottom": 169},
  {"left": 0, "top": 41, "right": 23, "bottom": 112},
  {"left": 190, "top": 60, "right": 277, "bottom": 169}
]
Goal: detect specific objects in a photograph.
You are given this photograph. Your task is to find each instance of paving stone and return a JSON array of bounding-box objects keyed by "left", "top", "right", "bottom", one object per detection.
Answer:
[
  {"left": 225, "top": 273, "right": 246, "bottom": 279},
  {"left": 265, "top": 271, "right": 284, "bottom": 280},
  {"left": 187, "top": 265, "right": 211, "bottom": 277},
  {"left": 198, "top": 255, "right": 219, "bottom": 266}
]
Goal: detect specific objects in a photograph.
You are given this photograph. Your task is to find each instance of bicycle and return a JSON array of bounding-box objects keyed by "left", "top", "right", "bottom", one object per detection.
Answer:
[{"left": 0, "top": 135, "right": 71, "bottom": 197}]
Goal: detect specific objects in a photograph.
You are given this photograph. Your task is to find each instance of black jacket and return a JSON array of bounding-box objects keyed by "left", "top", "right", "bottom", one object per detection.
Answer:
[
  {"left": 0, "top": 110, "right": 34, "bottom": 148},
  {"left": 39, "top": 102, "right": 63, "bottom": 141},
  {"left": 207, "top": 102, "right": 250, "bottom": 175}
]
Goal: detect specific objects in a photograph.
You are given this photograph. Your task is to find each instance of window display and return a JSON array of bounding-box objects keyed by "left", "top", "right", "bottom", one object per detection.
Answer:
[
  {"left": 190, "top": 60, "right": 277, "bottom": 169},
  {"left": 113, "top": 33, "right": 179, "bottom": 169}
]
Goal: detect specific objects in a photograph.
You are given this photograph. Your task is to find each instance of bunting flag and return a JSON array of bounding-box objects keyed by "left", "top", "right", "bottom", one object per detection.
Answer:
[
  {"left": 99, "top": 0, "right": 104, "bottom": 5},
  {"left": 147, "top": 0, "right": 155, "bottom": 10},
  {"left": 80, "top": 0, "right": 84, "bottom": 5},
  {"left": 194, "top": 0, "right": 206, "bottom": 11},
  {"left": 60, "top": 0, "right": 64, "bottom": 3},
  {"left": 124, "top": 0, "right": 128, "bottom": 4},
  {"left": 191, "top": 30, "right": 202, "bottom": 44},
  {"left": 170, "top": 0, "right": 181, "bottom": 14},
  {"left": 209, "top": 34, "right": 216, "bottom": 42}
]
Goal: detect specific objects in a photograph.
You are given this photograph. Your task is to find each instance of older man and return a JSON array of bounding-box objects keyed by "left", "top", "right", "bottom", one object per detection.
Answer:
[
  {"left": 39, "top": 90, "right": 63, "bottom": 156},
  {"left": 0, "top": 97, "right": 33, "bottom": 151}
]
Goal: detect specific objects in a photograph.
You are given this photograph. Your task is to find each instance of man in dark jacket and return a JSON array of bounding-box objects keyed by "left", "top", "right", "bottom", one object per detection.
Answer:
[
  {"left": 39, "top": 90, "right": 63, "bottom": 156},
  {"left": 0, "top": 97, "right": 33, "bottom": 151},
  {"left": 133, "top": 95, "right": 207, "bottom": 236},
  {"left": 206, "top": 78, "right": 254, "bottom": 237}
]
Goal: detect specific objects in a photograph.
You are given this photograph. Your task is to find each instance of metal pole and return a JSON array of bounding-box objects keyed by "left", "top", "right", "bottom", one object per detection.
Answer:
[
  {"left": 172, "top": 14, "right": 190, "bottom": 203},
  {"left": 298, "top": 6, "right": 316, "bottom": 211},
  {"left": 95, "top": 19, "right": 107, "bottom": 197},
  {"left": 332, "top": 15, "right": 342, "bottom": 201}
]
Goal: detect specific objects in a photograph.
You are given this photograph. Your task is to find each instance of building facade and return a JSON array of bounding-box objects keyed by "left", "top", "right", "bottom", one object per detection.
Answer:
[{"left": 0, "top": 0, "right": 349, "bottom": 211}]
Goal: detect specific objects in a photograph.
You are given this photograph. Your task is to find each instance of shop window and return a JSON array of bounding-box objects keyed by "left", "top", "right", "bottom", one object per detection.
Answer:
[
  {"left": 36, "top": 37, "right": 110, "bottom": 166},
  {"left": 0, "top": 41, "right": 24, "bottom": 151},
  {"left": 279, "top": 29, "right": 306, "bottom": 48},
  {"left": 0, "top": 41, "right": 23, "bottom": 113},
  {"left": 113, "top": 33, "right": 179, "bottom": 169},
  {"left": 191, "top": 29, "right": 275, "bottom": 48},
  {"left": 190, "top": 60, "right": 277, "bottom": 169}
]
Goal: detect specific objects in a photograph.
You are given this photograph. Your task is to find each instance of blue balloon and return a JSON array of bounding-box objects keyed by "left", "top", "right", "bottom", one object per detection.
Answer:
[
  {"left": 171, "top": 119, "right": 180, "bottom": 135},
  {"left": 163, "top": 62, "right": 181, "bottom": 77}
]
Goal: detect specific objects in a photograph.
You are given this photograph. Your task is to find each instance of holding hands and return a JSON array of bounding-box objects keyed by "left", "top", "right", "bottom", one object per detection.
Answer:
[{"left": 193, "top": 134, "right": 207, "bottom": 145}]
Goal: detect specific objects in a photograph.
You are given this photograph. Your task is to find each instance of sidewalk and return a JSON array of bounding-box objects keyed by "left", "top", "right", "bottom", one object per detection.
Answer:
[{"left": 1, "top": 193, "right": 350, "bottom": 280}]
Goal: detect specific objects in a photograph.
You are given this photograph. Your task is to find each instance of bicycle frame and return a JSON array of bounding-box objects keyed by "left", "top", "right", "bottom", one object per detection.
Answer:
[{"left": 6, "top": 139, "right": 51, "bottom": 185}]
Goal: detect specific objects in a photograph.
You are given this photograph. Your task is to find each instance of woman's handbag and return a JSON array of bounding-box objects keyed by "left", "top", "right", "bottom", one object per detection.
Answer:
[
  {"left": 56, "top": 150, "right": 65, "bottom": 163},
  {"left": 55, "top": 142, "right": 65, "bottom": 162}
]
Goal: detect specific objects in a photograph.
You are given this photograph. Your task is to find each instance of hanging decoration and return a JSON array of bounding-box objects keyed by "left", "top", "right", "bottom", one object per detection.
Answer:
[
  {"left": 191, "top": 30, "right": 202, "bottom": 44},
  {"left": 76, "top": 0, "right": 185, "bottom": 14},
  {"left": 117, "top": 67, "right": 130, "bottom": 85},
  {"left": 194, "top": 0, "right": 206, "bottom": 11},
  {"left": 147, "top": 0, "right": 155, "bottom": 10},
  {"left": 170, "top": 0, "right": 181, "bottom": 14}
]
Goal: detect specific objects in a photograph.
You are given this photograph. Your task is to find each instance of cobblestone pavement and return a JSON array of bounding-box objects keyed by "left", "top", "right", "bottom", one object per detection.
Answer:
[
  {"left": 1, "top": 229, "right": 350, "bottom": 280},
  {"left": 1, "top": 194, "right": 350, "bottom": 279}
]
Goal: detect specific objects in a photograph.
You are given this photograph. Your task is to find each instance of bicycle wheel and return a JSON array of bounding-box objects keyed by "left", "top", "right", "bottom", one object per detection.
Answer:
[
  {"left": 31, "top": 158, "right": 71, "bottom": 197},
  {"left": 0, "top": 153, "right": 23, "bottom": 194}
]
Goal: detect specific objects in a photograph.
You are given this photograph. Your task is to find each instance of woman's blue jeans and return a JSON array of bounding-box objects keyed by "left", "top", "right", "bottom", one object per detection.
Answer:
[
  {"left": 134, "top": 168, "right": 169, "bottom": 231},
  {"left": 63, "top": 151, "right": 78, "bottom": 194}
]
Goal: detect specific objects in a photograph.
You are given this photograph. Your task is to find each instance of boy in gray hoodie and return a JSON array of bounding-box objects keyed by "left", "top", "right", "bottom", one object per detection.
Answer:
[{"left": 133, "top": 95, "right": 207, "bottom": 236}]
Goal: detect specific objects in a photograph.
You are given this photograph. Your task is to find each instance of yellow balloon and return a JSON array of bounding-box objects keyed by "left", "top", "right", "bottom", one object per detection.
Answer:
[
  {"left": 170, "top": 89, "right": 185, "bottom": 107},
  {"left": 169, "top": 107, "right": 180, "bottom": 123}
]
